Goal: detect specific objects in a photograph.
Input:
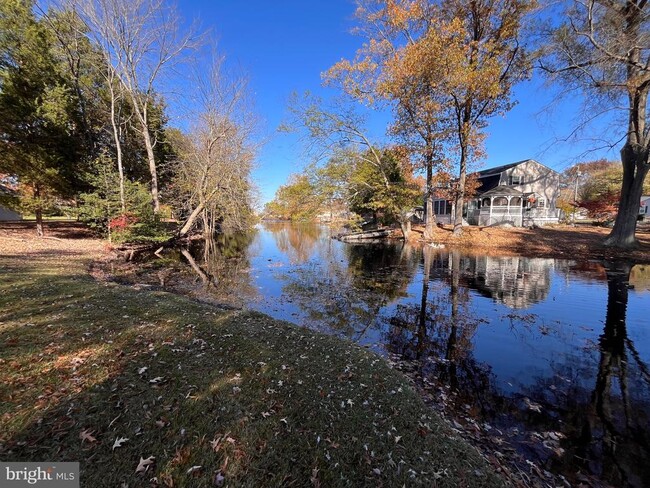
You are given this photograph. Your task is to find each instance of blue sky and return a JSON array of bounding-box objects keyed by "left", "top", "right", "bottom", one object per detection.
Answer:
[{"left": 181, "top": 1, "right": 621, "bottom": 205}]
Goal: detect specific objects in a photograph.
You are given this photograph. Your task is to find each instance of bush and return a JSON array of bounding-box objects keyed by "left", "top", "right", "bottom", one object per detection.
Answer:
[{"left": 77, "top": 155, "right": 172, "bottom": 243}]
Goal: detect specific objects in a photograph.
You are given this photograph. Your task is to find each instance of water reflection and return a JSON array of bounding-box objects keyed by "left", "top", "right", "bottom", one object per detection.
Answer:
[
  {"left": 466, "top": 255, "right": 553, "bottom": 309},
  {"left": 162, "top": 224, "right": 649, "bottom": 487},
  {"left": 178, "top": 233, "right": 259, "bottom": 307},
  {"left": 279, "top": 242, "right": 419, "bottom": 338},
  {"left": 263, "top": 222, "right": 324, "bottom": 264}
]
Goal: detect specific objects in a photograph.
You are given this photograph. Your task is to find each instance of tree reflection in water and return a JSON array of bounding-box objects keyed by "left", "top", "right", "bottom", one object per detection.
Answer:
[
  {"left": 179, "top": 232, "right": 259, "bottom": 308},
  {"left": 263, "top": 221, "right": 324, "bottom": 264},
  {"left": 385, "top": 250, "right": 649, "bottom": 487},
  {"left": 565, "top": 262, "right": 649, "bottom": 487},
  {"left": 279, "top": 241, "right": 420, "bottom": 338},
  {"left": 385, "top": 249, "right": 497, "bottom": 415}
]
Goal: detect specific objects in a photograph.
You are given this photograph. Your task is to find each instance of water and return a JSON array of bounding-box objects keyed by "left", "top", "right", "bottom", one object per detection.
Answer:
[{"left": 143, "top": 222, "right": 650, "bottom": 486}]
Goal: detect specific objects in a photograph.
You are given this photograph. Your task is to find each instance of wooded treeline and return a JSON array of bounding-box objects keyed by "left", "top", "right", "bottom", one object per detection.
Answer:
[
  {"left": 268, "top": 0, "right": 650, "bottom": 249},
  {"left": 0, "top": 0, "right": 256, "bottom": 241}
]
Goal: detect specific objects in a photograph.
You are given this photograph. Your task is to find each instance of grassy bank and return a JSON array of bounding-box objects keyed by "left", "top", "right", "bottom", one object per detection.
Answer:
[{"left": 0, "top": 232, "right": 501, "bottom": 487}]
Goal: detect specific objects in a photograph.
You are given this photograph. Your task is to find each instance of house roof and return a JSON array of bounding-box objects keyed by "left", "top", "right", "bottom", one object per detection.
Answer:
[
  {"left": 480, "top": 185, "right": 523, "bottom": 198},
  {"left": 474, "top": 161, "right": 525, "bottom": 179},
  {"left": 471, "top": 159, "right": 559, "bottom": 196}
]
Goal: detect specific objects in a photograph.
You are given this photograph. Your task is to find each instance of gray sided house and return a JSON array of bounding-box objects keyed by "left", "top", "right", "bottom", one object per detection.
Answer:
[{"left": 433, "top": 159, "right": 562, "bottom": 227}]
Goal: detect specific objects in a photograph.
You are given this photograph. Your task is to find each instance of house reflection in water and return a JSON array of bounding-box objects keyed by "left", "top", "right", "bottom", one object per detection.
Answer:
[{"left": 457, "top": 254, "right": 554, "bottom": 309}]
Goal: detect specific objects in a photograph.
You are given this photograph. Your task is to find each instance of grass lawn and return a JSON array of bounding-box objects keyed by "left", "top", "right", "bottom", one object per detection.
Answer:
[{"left": 0, "top": 231, "right": 502, "bottom": 487}]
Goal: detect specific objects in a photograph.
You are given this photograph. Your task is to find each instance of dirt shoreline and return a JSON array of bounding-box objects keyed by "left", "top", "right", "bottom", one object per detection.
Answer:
[{"left": 403, "top": 223, "right": 650, "bottom": 264}]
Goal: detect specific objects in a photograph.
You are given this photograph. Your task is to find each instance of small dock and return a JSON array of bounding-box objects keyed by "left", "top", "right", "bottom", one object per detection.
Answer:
[{"left": 333, "top": 229, "right": 392, "bottom": 242}]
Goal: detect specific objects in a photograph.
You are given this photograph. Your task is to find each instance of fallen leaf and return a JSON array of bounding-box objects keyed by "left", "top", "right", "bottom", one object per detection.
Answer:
[
  {"left": 138, "top": 367, "right": 148, "bottom": 375},
  {"left": 186, "top": 465, "right": 201, "bottom": 475},
  {"left": 210, "top": 438, "right": 221, "bottom": 452},
  {"left": 79, "top": 429, "right": 97, "bottom": 443},
  {"left": 135, "top": 456, "right": 155, "bottom": 474},
  {"left": 112, "top": 437, "right": 129, "bottom": 450}
]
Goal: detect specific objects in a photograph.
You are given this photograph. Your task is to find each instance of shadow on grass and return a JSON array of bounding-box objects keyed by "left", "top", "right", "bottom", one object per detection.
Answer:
[{"left": 0, "top": 221, "right": 96, "bottom": 240}]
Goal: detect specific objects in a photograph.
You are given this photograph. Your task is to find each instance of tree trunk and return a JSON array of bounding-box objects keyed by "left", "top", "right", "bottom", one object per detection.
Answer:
[
  {"left": 109, "top": 81, "right": 126, "bottom": 212},
  {"left": 35, "top": 207, "right": 44, "bottom": 237},
  {"left": 453, "top": 145, "right": 467, "bottom": 236},
  {"left": 179, "top": 201, "right": 205, "bottom": 237},
  {"left": 34, "top": 184, "right": 44, "bottom": 237},
  {"left": 424, "top": 160, "right": 435, "bottom": 239},
  {"left": 141, "top": 126, "right": 160, "bottom": 213},
  {"left": 399, "top": 219, "right": 410, "bottom": 240},
  {"left": 603, "top": 145, "right": 649, "bottom": 248}
]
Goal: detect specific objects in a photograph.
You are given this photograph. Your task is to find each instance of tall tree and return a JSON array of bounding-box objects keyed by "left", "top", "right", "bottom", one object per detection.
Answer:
[
  {"left": 173, "top": 58, "right": 257, "bottom": 237},
  {"left": 78, "top": 0, "right": 200, "bottom": 213},
  {"left": 326, "top": 0, "right": 532, "bottom": 237},
  {"left": 541, "top": 0, "right": 650, "bottom": 248},
  {"left": 0, "top": 0, "right": 87, "bottom": 235},
  {"left": 432, "top": 0, "right": 533, "bottom": 235},
  {"left": 325, "top": 0, "right": 448, "bottom": 240}
]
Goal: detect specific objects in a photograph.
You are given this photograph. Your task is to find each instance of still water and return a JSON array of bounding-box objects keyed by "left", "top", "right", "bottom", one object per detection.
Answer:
[{"left": 153, "top": 222, "right": 650, "bottom": 486}]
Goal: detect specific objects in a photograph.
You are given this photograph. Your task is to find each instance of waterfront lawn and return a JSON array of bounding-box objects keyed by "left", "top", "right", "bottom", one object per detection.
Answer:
[{"left": 0, "top": 249, "right": 502, "bottom": 487}]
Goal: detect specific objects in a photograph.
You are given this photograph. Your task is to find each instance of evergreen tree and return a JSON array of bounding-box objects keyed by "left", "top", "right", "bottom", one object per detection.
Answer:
[{"left": 0, "top": 0, "right": 87, "bottom": 235}]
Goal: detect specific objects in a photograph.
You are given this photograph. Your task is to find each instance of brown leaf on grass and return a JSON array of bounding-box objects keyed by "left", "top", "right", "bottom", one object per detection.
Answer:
[
  {"left": 210, "top": 438, "right": 221, "bottom": 452},
  {"left": 79, "top": 429, "right": 97, "bottom": 443},
  {"left": 135, "top": 456, "right": 155, "bottom": 474}
]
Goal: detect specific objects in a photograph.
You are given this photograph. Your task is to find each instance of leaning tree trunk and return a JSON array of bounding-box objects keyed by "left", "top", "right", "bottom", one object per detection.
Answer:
[
  {"left": 399, "top": 218, "right": 411, "bottom": 240},
  {"left": 603, "top": 145, "right": 649, "bottom": 248}
]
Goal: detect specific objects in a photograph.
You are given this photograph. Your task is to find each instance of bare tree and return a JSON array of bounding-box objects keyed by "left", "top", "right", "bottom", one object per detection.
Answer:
[
  {"left": 541, "top": 0, "right": 650, "bottom": 248},
  {"left": 78, "top": 0, "right": 200, "bottom": 213},
  {"left": 174, "top": 57, "right": 257, "bottom": 237}
]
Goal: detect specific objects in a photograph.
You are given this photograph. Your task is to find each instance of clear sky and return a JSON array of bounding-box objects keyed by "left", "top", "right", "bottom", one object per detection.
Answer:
[{"left": 181, "top": 0, "right": 621, "bottom": 205}]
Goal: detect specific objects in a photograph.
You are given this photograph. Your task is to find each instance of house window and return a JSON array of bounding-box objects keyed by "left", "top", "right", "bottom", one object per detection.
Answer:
[
  {"left": 537, "top": 198, "right": 546, "bottom": 208},
  {"left": 493, "top": 197, "right": 508, "bottom": 206},
  {"left": 508, "top": 175, "right": 523, "bottom": 185},
  {"left": 482, "top": 198, "right": 491, "bottom": 207},
  {"left": 434, "top": 201, "right": 451, "bottom": 214}
]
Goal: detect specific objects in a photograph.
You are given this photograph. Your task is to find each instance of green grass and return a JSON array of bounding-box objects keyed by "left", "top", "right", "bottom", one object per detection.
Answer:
[{"left": 0, "top": 253, "right": 502, "bottom": 487}]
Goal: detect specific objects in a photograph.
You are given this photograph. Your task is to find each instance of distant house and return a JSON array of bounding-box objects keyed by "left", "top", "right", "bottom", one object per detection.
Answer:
[
  {"left": 640, "top": 195, "right": 650, "bottom": 220},
  {"left": 0, "top": 183, "right": 21, "bottom": 221},
  {"left": 432, "top": 159, "right": 562, "bottom": 227}
]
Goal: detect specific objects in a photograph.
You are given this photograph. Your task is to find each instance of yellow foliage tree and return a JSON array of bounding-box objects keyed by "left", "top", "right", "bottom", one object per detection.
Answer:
[{"left": 325, "top": 0, "right": 534, "bottom": 236}]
